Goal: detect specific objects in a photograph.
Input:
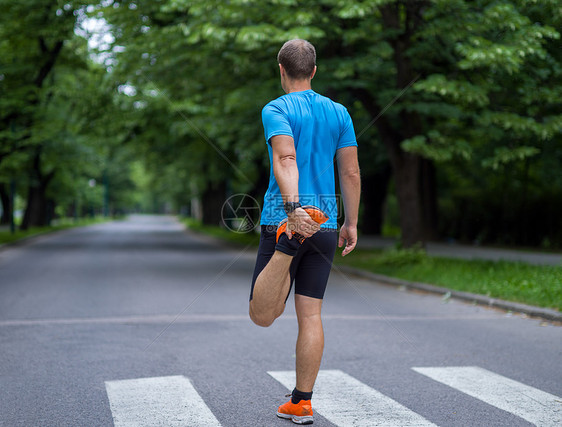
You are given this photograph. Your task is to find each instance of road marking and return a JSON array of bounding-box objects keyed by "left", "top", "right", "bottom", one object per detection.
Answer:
[
  {"left": 268, "top": 369, "right": 436, "bottom": 426},
  {"left": 412, "top": 366, "right": 562, "bottom": 426},
  {"left": 105, "top": 375, "right": 221, "bottom": 427},
  {"left": 0, "top": 313, "right": 501, "bottom": 327}
]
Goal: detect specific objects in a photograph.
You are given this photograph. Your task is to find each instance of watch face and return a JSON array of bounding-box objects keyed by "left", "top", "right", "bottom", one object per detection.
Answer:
[{"left": 284, "top": 202, "right": 302, "bottom": 214}]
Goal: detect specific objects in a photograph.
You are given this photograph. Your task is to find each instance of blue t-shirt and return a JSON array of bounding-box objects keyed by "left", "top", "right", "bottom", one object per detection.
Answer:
[{"left": 261, "top": 89, "right": 357, "bottom": 229}]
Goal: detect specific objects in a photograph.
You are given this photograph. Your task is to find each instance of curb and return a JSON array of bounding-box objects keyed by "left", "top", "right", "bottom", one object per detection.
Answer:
[{"left": 336, "top": 265, "right": 562, "bottom": 322}]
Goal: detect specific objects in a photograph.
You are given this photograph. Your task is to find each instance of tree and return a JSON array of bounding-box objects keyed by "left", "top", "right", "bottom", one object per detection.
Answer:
[{"left": 0, "top": 1, "right": 143, "bottom": 228}]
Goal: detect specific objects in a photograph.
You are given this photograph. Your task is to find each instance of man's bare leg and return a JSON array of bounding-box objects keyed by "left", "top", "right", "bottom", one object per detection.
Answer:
[
  {"left": 294, "top": 294, "right": 324, "bottom": 392},
  {"left": 249, "top": 251, "right": 293, "bottom": 327}
]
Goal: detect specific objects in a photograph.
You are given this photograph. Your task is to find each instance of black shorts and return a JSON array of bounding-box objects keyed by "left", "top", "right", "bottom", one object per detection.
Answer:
[{"left": 249, "top": 226, "right": 338, "bottom": 301}]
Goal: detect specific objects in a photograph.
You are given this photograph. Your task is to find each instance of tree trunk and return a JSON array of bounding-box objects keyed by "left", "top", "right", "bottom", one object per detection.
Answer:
[
  {"left": 201, "top": 180, "right": 226, "bottom": 226},
  {"left": 21, "top": 184, "right": 49, "bottom": 229},
  {"left": 20, "top": 150, "right": 55, "bottom": 230},
  {"left": 46, "top": 199, "right": 55, "bottom": 224},
  {"left": 351, "top": 3, "right": 438, "bottom": 247},
  {"left": 353, "top": 87, "right": 432, "bottom": 247},
  {"left": 420, "top": 158, "right": 438, "bottom": 240},
  {"left": 391, "top": 152, "right": 427, "bottom": 247},
  {"left": 0, "top": 183, "right": 12, "bottom": 225},
  {"left": 360, "top": 164, "right": 392, "bottom": 235}
]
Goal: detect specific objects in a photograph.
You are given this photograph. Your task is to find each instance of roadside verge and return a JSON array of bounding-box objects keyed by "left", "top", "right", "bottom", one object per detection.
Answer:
[
  {"left": 337, "top": 265, "right": 562, "bottom": 322},
  {"left": 0, "top": 218, "right": 112, "bottom": 251}
]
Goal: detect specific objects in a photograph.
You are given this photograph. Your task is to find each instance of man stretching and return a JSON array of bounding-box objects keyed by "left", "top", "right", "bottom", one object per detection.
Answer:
[{"left": 249, "top": 39, "right": 361, "bottom": 425}]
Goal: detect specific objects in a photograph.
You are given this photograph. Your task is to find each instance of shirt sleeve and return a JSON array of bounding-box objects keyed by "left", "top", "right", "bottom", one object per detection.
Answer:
[
  {"left": 262, "top": 103, "right": 293, "bottom": 144},
  {"left": 337, "top": 109, "right": 358, "bottom": 149}
]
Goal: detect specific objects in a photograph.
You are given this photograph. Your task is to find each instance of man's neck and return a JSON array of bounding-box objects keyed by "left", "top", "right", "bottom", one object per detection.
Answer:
[{"left": 284, "top": 79, "right": 312, "bottom": 94}]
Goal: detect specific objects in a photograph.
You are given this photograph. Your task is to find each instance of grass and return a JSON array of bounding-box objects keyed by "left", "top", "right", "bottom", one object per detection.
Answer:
[
  {"left": 181, "top": 219, "right": 561, "bottom": 311},
  {"left": 336, "top": 247, "right": 561, "bottom": 311},
  {"left": 0, "top": 217, "right": 111, "bottom": 245}
]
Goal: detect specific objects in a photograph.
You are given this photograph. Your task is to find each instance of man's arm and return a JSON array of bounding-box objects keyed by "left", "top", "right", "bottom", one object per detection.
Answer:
[
  {"left": 271, "top": 135, "right": 320, "bottom": 238},
  {"left": 336, "top": 146, "right": 361, "bottom": 256}
]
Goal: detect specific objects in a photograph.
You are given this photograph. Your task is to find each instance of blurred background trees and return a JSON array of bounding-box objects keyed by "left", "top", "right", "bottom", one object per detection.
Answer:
[{"left": 1, "top": 0, "right": 560, "bottom": 248}]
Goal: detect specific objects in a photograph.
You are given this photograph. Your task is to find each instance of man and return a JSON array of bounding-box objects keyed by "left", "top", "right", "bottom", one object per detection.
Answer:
[{"left": 249, "top": 39, "right": 361, "bottom": 425}]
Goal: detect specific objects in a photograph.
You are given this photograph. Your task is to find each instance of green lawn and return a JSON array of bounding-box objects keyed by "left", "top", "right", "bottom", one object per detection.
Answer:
[
  {"left": 335, "top": 248, "right": 561, "bottom": 311},
  {"left": 0, "top": 217, "right": 111, "bottom": 245},
  {"left": 182, "top": 219, "right": 561, "bottom": 311}
]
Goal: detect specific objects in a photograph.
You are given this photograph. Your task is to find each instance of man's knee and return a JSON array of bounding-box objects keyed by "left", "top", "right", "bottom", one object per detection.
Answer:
[
  {"left": 249, "top": 302, "right": 285, "bottom": 328},
  {"left": 297, "top": 312, "right": 322, "bottom": 330},
  {"left": 249, "top": 309, "right": 275, "bottom": 327}
]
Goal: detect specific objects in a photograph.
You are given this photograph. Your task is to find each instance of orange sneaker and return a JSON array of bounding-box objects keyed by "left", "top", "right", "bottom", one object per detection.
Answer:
[
  {"left": 276, "top": 205, "right": 329, "bottom": 244},
  {"left": 277, "top": 398, "right": 314, "bottom": 424}
]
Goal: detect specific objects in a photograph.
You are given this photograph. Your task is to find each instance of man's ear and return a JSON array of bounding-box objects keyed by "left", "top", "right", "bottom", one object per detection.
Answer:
[
  {"left": 279, "top": 63, "right": 285, "bottom": 77},
  {"left": 310, "top": 65, "right": 317, "bottom": 80}
]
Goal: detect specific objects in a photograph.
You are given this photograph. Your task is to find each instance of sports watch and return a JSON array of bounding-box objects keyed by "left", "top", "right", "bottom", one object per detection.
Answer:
[{"left": 283, "top": 201, "right": 302, "bottom": 215}]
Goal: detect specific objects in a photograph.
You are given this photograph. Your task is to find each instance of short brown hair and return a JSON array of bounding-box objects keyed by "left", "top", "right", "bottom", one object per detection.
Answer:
[{"left": 277, "top": 39, "right": 316, "bottom": 80}]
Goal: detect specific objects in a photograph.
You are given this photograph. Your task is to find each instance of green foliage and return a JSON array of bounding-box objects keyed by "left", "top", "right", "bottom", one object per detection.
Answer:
[
  {"left": 401, "top": 132, "right": 472, "bottom": 162},
  {"left": 2, "top": 0, "right": 561, "bottom": 245},
  {"left": 410, "top": 1, "right": 561, "bottom": 167},
  {"left": 0, "top": 1, "right": 144, "bottom": 225}
]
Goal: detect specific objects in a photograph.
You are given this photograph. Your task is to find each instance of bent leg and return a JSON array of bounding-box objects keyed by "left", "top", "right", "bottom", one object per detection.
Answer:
[
  {"left": 249, "top": 250, "right": 293, "bottom": 327},
  {"left": 294, "top": 294, "right": 324, "bottom": 392}
]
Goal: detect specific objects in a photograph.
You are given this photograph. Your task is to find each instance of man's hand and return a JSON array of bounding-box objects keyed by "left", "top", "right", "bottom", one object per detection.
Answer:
[
  {"left": 338, "top": 222, "right": 357, "bottom": 256},
  {"left": 286, "top": 207, "right": 321, "bottom": 239}
]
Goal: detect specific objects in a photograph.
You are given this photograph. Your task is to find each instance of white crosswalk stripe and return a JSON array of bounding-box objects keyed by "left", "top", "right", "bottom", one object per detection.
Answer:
[
  {"left": 103, "top": 368, "right": 561, "bottom": 426},
  {"left": 105, "top": 375, "right": 221, "bottom": 427},
  {"left": 268, "top": 369, "right": 437, "bottom": 426},
  {"left": 412, "top": 366, "right": 562, "bottom": 427}
]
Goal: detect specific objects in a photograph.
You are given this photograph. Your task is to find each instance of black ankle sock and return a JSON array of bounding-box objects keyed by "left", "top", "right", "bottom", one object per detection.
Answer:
[
  {"left": 291, "top": 387, "right": 313, "bottom": 404},
  {"left": 275, "top": 233, "right": 302, "bottom": 256}
]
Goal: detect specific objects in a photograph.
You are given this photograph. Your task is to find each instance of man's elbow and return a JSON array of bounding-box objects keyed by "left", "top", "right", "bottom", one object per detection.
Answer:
[
  {"left": 276, "top": 154, "right": 297, "bottom": 169},
  {"left": 342, "top": 168, "right": 361, "bottom": 181},
  {"left": 278, "top": 154, "right": 296, "bottom": 163}
]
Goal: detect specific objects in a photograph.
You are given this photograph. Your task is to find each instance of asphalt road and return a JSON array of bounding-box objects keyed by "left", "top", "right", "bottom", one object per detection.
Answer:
[{"left": 0, "top": 215, "right": 560, "bottom": 427}]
